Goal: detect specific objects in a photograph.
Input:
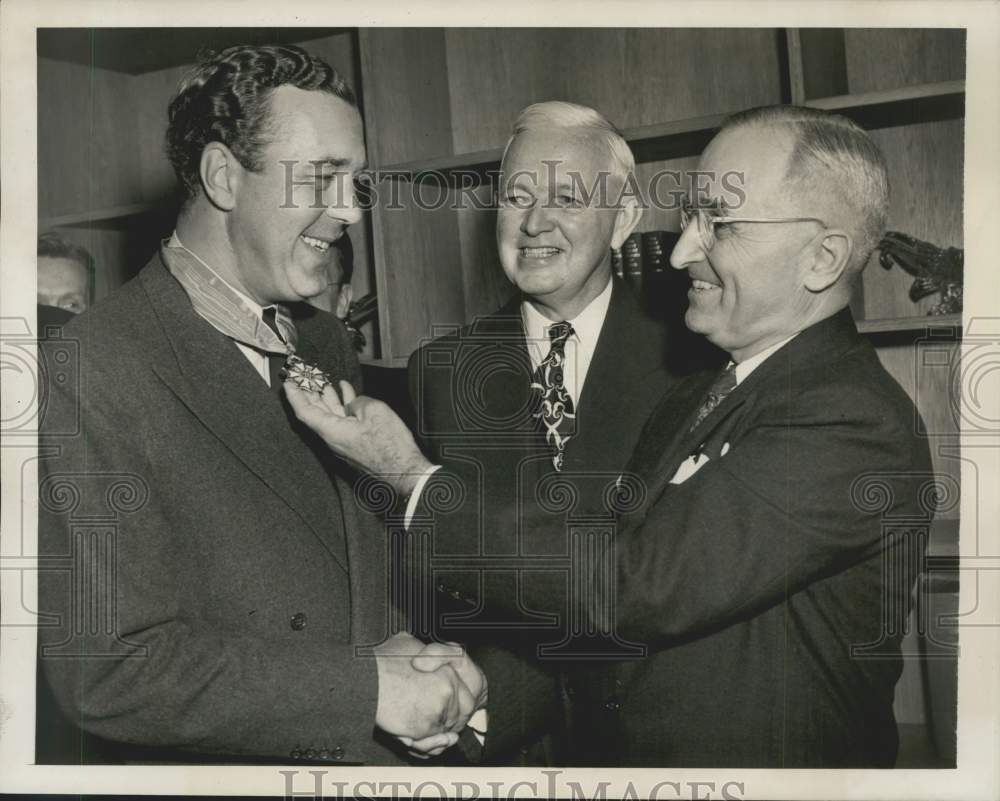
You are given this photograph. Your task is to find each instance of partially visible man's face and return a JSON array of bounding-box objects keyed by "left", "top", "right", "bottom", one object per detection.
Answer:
[
  {"left": 497, "top": 128, "right": 633, "bottom": 319},
  {"left": 38, "top": 256, "right": 90, "bottom": 313},
  {"left": 669, "top": 126, "right": 826, "bottom": 361},
  {"left": 228, "top": 86, "right": 366, "bottom": 305}
]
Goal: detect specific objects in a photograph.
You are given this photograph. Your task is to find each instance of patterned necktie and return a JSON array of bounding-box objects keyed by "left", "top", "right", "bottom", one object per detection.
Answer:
[
  {"left": 531, "top": 321, "right": 576, "bottom": 471},
  {"left": 689, "top": 363, "right": 737, "bottom": 432}
]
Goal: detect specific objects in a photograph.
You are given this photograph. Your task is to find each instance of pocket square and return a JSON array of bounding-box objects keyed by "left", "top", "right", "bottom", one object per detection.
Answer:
[
  {"left": 669, "top": 452, "right": 710, "bottom": 484},
  {"left": 670, "top": 442, "right": 731, "bottom": 484}
]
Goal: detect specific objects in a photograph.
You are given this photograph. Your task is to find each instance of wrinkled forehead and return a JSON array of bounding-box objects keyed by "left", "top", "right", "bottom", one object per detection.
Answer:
[
  {"left": 501, "top": 128, "right": 615, "bottom": 186},
  {"left": 693, "top": 125, "right": 795, "bottom": 213}
]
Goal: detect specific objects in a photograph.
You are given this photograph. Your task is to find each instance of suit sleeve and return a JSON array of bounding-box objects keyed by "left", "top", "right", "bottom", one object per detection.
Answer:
[
  {"left": 37, "top": 342, "right": 381, "bottom": 763},
  {"left": 602, "top": 381, "right": 933, "bottom": 646}
]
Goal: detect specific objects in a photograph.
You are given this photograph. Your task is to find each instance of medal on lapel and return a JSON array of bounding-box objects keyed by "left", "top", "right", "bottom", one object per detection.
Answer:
[{"left": 280, "top": 354, "right": 333, "bottom": 393}]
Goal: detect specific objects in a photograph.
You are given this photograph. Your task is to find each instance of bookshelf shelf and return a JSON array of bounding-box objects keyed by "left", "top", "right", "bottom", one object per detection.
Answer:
[
  {"left": 41, "top": 202, "right": 163, "bottom": 229},
  {"left": 856, "top": 314, "right": 962, "bottom": 336},
  {"left": 39, "top": 80, "right": 965, "bottom": 228},
  {"left": 376, "top": 80, "right": 964, "bottom": 186}
]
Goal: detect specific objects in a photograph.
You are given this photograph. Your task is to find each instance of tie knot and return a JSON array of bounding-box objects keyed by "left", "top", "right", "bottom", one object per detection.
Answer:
[
  {"left": 711, "top": 363, "right": 738, "bottom": 396},
  {"left": 547, "top": 321, "right": 574, "bottom": 347}
]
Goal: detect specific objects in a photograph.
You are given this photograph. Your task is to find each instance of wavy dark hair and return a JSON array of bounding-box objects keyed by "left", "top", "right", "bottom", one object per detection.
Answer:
[{"left": 165, "top": 44, "right": 356, "bottom": 199}]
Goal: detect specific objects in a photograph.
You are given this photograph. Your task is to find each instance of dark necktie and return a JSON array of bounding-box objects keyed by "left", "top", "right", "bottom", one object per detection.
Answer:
[
  {"left": 261, "top": 306, "right": 290, "bottom": 395},
  {"left": 531, "top": 321, "right": 576, "bottom": 471},
  {"left": 689, "top": 363, "right": 737, "bottom": 432}
]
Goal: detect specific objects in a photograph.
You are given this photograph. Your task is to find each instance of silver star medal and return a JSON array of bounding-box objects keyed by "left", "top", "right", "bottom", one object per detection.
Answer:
[{"left": 281, "top": 354, "right": 333, "bottom": 393}]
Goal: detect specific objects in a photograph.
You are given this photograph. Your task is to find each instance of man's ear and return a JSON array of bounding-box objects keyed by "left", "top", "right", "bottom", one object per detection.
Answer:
[
  {"left": 335, "top": 283, "right": 354, "bottom": 321},
  {"left": 803, "top": 228, "right": 853, "bottom": 293},
  {"left": 610, "top": 194, "right": 643, "bottom": 250},
  {"left": 199, "top": 142, "right": 239, "bottom": 211}
]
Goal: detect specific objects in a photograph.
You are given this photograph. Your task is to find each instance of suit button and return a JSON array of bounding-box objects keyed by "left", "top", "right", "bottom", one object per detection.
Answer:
[
  {"left": 318, "top": 749, "right": 331, "bottom": 760},
  {"left": 305, "top": 748, "right": 316, "bottom": 759},
  {"left": 436, "top": 582, "right": 447, "bottom": 593},
  {"left": 332, "top": 746, "right": 344, "bottom": 760},
  {"left": 290, "top": 612, "right": 307, "bottom": 631},
  {"left": 449, "top": 590, "right": 462, "bottom": 600},
  {"left": 290, "top": 748, "right": 302, "bottom": 759},
  {"left": 604, "top": 699, "right": 621, "bottom": 711}
]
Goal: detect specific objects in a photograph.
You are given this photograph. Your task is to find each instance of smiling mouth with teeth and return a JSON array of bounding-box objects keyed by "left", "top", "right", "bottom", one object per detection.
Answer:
[
  {"left": 520, "top": 247, "right": 561, "bottom": 258},
  {"left": 301, "top": 235, "right": 332, "bottom": 253},
  {"left": 690, "top": 278, "right": 721, "bottom": 292}
]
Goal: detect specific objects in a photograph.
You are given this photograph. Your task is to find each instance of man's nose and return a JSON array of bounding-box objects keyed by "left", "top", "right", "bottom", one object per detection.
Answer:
[
  {"left": 325, "top": 179, "right": 363, "bottom": 226},
  {"left": 521, "top": 201, "right": 554, "bottom": 236},
  {"left": 670, "top": 223, "right": 706, "bottom": 270}
]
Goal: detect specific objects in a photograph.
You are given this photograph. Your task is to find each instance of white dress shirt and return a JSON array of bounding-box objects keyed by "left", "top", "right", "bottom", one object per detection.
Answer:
[
  {"left": 520, "top": 277, "right": 614, "bottom": 407},
  {"left": 732, "top": 333, "right": 798, "bottom": 385}
]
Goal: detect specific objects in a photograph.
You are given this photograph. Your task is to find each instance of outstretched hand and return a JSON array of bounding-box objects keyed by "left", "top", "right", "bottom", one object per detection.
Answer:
[{"left": 285, "top": 380, "right": 432, "bottom": 496}]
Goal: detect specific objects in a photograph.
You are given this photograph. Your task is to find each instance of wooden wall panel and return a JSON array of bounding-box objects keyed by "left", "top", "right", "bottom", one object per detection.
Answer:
[
  {"left": 359, "top": 28, "right": 453, "bottom": 166},
  {"left": 38, "top": 58, "right": 140, "bottom": 219},
  {"left": 445, "top": 28, "right": 784, "bottom": 154},
  {"left": 444, "top": 29, "right": 563, "bottom": 156},
  {"left": 844, "top": 29, "right": 966, "bottom": 94},
  {"left": 870, "top": 336, "right": 961, "bottom": 515},
  {"left": 370, "top": 181, "right": 465, "bottom": 357},
  {"left": 862, "top": 119, "right": 964, "bottom": 320},
  {"left": 455, "top": 185, "right": 512, "bottom": 320},
  {"left": 133, "top": 64, "right": 188, "bottom": 207},
  {"left": 632, "top": 156, "right": 700, "bottom": 234}
]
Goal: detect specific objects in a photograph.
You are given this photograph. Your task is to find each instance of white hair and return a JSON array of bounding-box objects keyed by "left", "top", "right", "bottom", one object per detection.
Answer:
[
  {"left": 501, "top": 101, "right": 635, "bottom": 183},
  {"left": 722, "top": 105, "right": 890, "bottom": 273}
]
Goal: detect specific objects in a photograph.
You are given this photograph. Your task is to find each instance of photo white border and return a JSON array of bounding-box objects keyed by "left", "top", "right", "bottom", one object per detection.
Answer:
[{"left": 2, "top": 0, "right": 998, "bottom": 798}]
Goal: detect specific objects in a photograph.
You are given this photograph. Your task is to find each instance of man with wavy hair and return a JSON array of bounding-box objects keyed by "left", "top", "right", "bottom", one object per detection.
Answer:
[{"left": 37, "top": 43, "right": 481, "bottom": 765}]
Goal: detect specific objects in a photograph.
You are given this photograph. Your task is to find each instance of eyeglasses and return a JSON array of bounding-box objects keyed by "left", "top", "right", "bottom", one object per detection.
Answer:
[{"left": 679, "top": 198, "right": 826, "bottom": 252}]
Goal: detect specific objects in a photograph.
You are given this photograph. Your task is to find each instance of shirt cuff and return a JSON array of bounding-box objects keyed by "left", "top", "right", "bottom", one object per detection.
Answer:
[
  {"left": 403, "top": 464, "right": 443, "bottom": 529},
  {"left": 468, "top": 708, "right": 488, "bottom": 746}
]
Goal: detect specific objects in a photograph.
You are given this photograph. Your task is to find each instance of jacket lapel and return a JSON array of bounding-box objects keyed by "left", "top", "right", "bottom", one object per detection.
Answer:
[
  {"left": 628, "top": 308, "right": 865, "bottom": 521},
  {"left": 470, "top": 297, "right": 538, "bottom": 433},
  {"left": 139, "top": 256, "right": 349, "bottom": 573},
  {"left": 566, "top": 280, "right": 661, "bottom": 472}
]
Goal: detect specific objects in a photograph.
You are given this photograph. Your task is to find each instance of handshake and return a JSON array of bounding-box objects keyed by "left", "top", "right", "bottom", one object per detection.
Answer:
[{"left": 373, "top": 632, "right": 487, "bottom": 758}]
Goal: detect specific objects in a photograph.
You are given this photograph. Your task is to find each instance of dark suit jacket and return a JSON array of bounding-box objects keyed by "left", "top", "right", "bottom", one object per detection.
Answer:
[
  {"left": 37, "top": 253, "right": 406, "bottom": 765},
  {"left": 567, "top": 308, "right": 935, "bottom": 767},
  {"left": 406, "top": 278, "right": 679, "bottom": 761}
]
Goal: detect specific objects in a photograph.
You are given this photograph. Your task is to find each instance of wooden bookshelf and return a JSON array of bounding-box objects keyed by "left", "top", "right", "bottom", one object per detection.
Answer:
[
  {"left": 40, "top": 202, "right": 163, "bottom": 230},
  {"left": 376, "top": 81, "right": 964, "bottom": 187},
  {"left": 856, "top": 314, "right": 963, "bottom": 336}
]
